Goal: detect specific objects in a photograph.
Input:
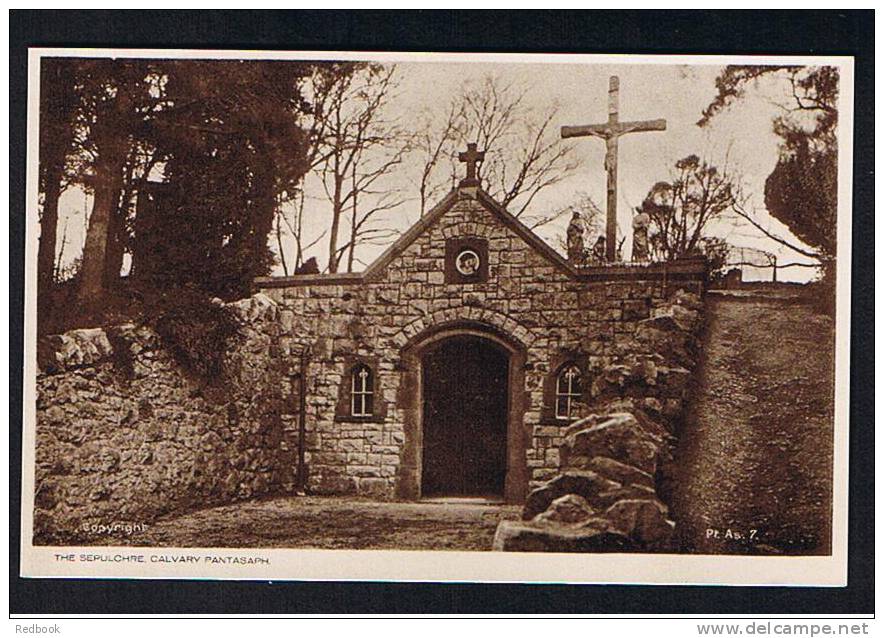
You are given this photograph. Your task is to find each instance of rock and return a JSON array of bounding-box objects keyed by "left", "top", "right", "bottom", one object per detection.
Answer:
[
  {"left": 672, "top": 289, "right": 703, "bottom": 311},
  {"left": 523, "top": 470, "right": 621, "bottom": 520},
  {"left": 533, "top": 494, "right": 596, "bottom": 525},
  {"left": 622, "top": 299, "right": 650, "bottom": 321},
  {"left": 647, "top": 304, "right": 699, "bottom": 333},
  {"left": 89, "top": 486, "right": 111, "bottom": 501},
  {"left": 43, "top": 405, "right": 66, "bottom": 426},
  {"left": 99, "top": 449, "right": 121, "bottom": 473},
  {"left": 493, "top": 519, "right": 635, "bottom": 552},
  {"left": 279, "top": 310, "right": 295, "bottom": 333},
  {"left": 229, "top": 293, "right": 277, "bottom": 322},
  {"left": 561, "top": 413, "right": 662, "bottom": 475},
  {"left": 630, "top": 408, "right": 672, "bottom": 440},
  {"left": 138, "top": 446, "right": 154, "bottom": 465},
  {"left": 605, "top": 499, "right": 674, "bottom": 547},
  {"left": 596, "top": 483, "right": 659, "bottom": 508},
  {"left": 657, "top": 366, "right": 692, "bottom": 398},
  {"left": 35, "top": 481, "right": 59, "bottom": 510},
  {"left": 634, "top": 321, "right": 694, "bottom": 366},
  {"left": 580, "top": 456, "right": 655, "bottom": 489}
]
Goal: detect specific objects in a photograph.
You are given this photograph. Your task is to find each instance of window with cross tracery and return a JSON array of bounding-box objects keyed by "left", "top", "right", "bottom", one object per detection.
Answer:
[
  {"left": 555, "top": 365, "right": 582, "bottom": 421},
  {"left": 351, "top": 364, "right": 374, "bottom": 417}
]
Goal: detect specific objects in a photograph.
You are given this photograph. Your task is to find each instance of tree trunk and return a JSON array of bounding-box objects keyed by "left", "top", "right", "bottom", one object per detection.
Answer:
[
  {"left": 294, "top": 187, "right": 305, "bottom": 270},
  {"left": 103, "top": 193, "right": 126, "bottom": 289},
  {"left": 347, "top": 164, "right": 358, "bottom": 272},
  {"left": 37, "top": 174, "right": 62, "bottom": 294},
  {"left": 327, "top": 174, "right": 343, "bottom": 274},
  {"left": 276, "top": 209, "right": 289, "bottom": 276},
  {"left": 76, "top": 154, "right": 126, "bottom": 308}
]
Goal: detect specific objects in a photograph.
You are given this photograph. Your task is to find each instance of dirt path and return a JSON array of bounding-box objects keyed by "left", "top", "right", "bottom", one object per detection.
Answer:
[
  {"left": 668, "top": 291, "right": 835, "bottom": 555},
  {"left": 90, "top": 496, "right": 521, "bottom": 551}
]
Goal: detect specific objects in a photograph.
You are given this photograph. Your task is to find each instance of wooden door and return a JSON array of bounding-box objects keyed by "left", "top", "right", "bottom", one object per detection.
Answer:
[{"left": 420, "top": 336, "right": 509, "bottom": 497}]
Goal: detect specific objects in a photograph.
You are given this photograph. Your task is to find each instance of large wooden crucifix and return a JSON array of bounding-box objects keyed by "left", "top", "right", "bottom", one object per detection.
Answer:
[{"left": 562, "top": 76, "right": 666, "bottom": 262}]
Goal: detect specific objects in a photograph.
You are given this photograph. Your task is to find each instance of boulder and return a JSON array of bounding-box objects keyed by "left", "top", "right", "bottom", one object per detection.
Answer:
[
  {"left": 630, "top": 408, "right": 672, "bottom": 440},
  {"left": 493, "top": 519, "right": 635, "bottom": 553},
  {"left": 581, "top": 456, "right": 655, "bottom": 489},
  {"left": 605, "top": 499, "right": 675, "bottom": 547},
  {"left": 561, "top": 413, "right": 662, "bottom": 475},
  {"left": 595, "top": 484, "right": 660, "bottom": 509},
  {"left": 522, "top": 470, "right": 621, "bottom": 520},
  {"left": 533, "top": 494, "right": 596, "bottom": 525}
]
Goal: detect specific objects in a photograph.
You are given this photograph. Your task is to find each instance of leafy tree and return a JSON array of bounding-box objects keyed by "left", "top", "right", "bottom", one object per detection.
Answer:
[
  {"left": 637, "top": 155, "right": 735, "bottom": 261},
  {"left": 69, "top": 59, "right": 163, "bottom": 309},
  {"left": 700, "top": 65, "right": 839, "bottom": 265},
  {"left": 133, "top": 59, "right": 314, "bottom": 298},
  {"left": 764, "top": 142, "right": 837, "bottom": 259}
]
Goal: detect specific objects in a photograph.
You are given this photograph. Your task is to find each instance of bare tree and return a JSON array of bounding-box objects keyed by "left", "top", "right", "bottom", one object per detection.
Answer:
[
  {"left": 338, "top": 143, "right": 409, "bottom": 272},
  {"left": 462, "top": 76, "right": 581, "bottom": 222},
  {"left": 312, "top": 64, "right": 410, "bottom": 273},
  {"left": 638, "top": 155, "right": 736, "bottom": 261},
  {"left": 277, "top": 187, "right": 329, "bottom": 274},
  {"left": 272, "top": 64, "right": 344, "bottom": 273},
  {"left": 413, "top": 102, "right": 464, "bottom": 217}
]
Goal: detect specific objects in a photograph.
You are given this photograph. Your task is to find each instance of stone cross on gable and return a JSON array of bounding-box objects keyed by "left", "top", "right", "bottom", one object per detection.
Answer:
[
  {"left": 562, "top": 76, "right": 666, "bottom": 262},
  {"left": 458, "top": 143, "right": 485, "bottom": 187}
]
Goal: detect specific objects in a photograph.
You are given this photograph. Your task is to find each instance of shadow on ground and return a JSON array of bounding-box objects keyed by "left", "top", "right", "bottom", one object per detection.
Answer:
[{"left": 87, "top": 496, "right": 522, "bottom": 551}]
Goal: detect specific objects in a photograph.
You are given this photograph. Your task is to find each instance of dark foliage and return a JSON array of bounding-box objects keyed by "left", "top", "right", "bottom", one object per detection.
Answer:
[
  {"left": 146, "top": 287, "right": 244, "bottom": 381},
  {"left": 696, "top": 236, "right": 730, "bottom": 283},
  {"left": 700, "top": 65, "right": 839, "bottom": 263},
  {"left": 765, "top": 143, "right": 838, "bottom": 260},
  {"left": 132, "top": 59, "right": 313, "bottom": 300},
  {"left": 104, "top": 326, "right": 136, "bottom": 381}
]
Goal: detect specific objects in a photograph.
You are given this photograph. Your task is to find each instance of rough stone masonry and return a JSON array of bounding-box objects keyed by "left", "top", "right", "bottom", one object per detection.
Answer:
[
  {"left": 33, "top": 183, "right": 706, "bottom": 545},
  {"left": 492, "top": 288, "right": 705, "bottom": 552}
]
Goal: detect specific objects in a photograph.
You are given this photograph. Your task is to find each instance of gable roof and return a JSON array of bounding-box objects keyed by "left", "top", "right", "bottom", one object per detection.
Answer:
[
  {"left": 252, "top": 187, "right": 709, "bottom": 290},
  {"left": 361, "top": 187, "right": 579, "bottom": 280}
]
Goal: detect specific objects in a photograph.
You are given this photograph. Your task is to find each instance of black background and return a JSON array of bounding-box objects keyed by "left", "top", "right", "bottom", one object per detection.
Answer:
[{"left": 9, "top": 10, "right": 874, "bottom": 615}]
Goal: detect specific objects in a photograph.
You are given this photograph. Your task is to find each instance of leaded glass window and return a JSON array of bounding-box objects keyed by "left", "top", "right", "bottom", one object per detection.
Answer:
[
  {"left": 555, "top": 365, "right": 582, "bottom": 421},
  {"left": 351, "top": 364, "right": 374, "bottom": 417}
]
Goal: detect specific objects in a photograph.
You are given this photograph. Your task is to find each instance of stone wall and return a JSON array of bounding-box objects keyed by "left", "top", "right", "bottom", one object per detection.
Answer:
[
  {"left": 32, "top": 187, "right": 706, "bottom": 542},
  {"left": 256, "top": 189, "right": 706, "bottom": 500},
  {"left": 33, "top": 295, "right": 297, "bottom": 544},
  {"left": 492, "top": 289, "right": 705, "bottom": 551}
]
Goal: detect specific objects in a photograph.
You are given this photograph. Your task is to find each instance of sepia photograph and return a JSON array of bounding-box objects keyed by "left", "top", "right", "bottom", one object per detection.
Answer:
[{"left": 21, "top": 46, "right": 853, "bottom": 586}]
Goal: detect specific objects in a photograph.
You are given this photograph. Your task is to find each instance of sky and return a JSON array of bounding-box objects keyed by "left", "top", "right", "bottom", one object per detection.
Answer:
[{"left": 50, "top": 56, "right": 832, "bottom": 283}]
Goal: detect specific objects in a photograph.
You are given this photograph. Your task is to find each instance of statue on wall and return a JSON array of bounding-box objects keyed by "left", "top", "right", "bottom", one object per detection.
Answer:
[
  {"left": 591, "top": 235, "right": 607, "bottom": 264},
  {"left": 631, "top": 209, "right": 651, "bottom": 262},
  {"left": 566, "top": 210, "right": 586, "bottom": 264}
]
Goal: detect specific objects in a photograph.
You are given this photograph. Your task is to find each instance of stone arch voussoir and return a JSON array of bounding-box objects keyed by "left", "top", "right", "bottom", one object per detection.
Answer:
[{"left": 394, "top": 307, "right": 536, "bottom": 353}]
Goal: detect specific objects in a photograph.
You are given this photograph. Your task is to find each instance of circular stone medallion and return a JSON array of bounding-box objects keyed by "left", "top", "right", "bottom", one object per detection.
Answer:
[{"left": 455, "top": 249, "right": 481, "bottom": 276}]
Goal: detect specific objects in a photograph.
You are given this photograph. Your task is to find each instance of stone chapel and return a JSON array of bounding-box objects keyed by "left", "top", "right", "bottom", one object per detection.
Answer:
[{"left": 253, "top": 161, "right": 706, "bottom": 504}]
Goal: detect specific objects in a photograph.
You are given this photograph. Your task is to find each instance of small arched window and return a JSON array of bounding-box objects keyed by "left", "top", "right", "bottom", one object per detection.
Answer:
[
  {"left": 351, "top": 364, "right": 374, "bottom": 417},
  {"left": 555, "top": 365, "right": 582, "bottom": 421}
]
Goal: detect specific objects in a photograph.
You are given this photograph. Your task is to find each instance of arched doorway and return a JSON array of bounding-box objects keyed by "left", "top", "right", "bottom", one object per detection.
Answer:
[
  {"left": 421, "top": 335, "right": 509, "bottom": 497},
  {"left": 396, "top": 322, "right": 528, "bottom": 503}
]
